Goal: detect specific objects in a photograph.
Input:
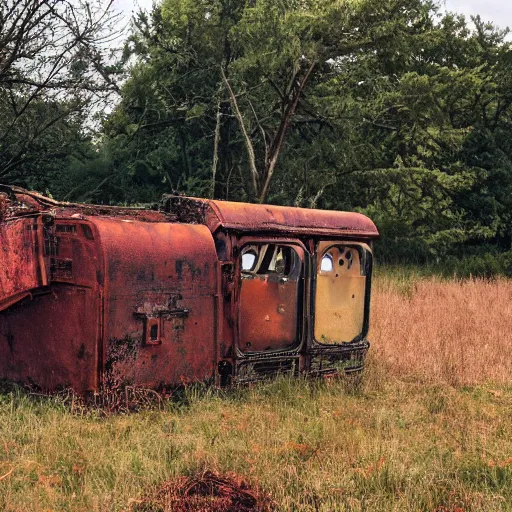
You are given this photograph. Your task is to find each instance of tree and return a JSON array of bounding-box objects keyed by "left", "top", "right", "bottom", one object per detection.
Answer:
[
  {"left": 59, "top": 0, "right": 512, "bottom": 266},
  {"left": 0, "top": 0, "right": 123, "bottom": 183},
  {"left": 325, "top": 13, "right": 512, "bottom": 260},
  {"left": 102, "top": 0, "right": 436, "bottom": 204}
]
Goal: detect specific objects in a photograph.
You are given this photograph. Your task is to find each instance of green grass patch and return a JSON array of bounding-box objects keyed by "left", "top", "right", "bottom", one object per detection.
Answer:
[{"left": 1, "top": 368, "right": 512, "bottom": 511}]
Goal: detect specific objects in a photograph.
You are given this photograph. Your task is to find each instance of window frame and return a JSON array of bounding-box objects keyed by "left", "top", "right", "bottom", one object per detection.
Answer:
[
  {"left": 312, "top": 241, "right": 373, "bottom": 346},
  {"left": 235, "top": 237, "right": 309, "bottom": 355}
]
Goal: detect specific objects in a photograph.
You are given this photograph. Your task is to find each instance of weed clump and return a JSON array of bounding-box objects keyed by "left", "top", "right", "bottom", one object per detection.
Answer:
[{"left": 126, "top": 470, "right": 274, "bottom": 512}]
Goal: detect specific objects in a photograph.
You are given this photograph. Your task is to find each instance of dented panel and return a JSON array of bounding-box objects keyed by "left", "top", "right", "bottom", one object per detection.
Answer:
[
  {"left": 92, "top": 218, "right": 218, "bottom": 390},
  {"left": 0, "top": 186, "right": 379, "bottom": 393},
  {"left": 0, "top": 216, "right": 47, "bottom": 312}
]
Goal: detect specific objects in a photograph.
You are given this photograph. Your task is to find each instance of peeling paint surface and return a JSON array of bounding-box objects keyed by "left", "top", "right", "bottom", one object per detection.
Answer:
[
  {"left": 315, "top": 243, "right": 368, "bottom": 344},
  {"left": 0, "top": 186, "right": 379, "bottom": 393},
  {"left": 93, "top": 218, "right": 218, "bottom": 390},
  {"left": 164, "top": 195, "right": 379, "bottom": 238}
]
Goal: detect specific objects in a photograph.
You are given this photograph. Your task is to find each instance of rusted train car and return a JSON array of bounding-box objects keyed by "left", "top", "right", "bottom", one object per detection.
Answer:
[{"left": 0, "top": 185, "right": 379, "bottom": 394}]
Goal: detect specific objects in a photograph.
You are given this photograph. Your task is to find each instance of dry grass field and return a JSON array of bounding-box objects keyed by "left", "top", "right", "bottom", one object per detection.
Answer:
[
  {"left": 0, "top": 273, "right": 512, "bottom": 511},
  {"left": 371, "top": 273, "right": 512, "bottom": 385}
]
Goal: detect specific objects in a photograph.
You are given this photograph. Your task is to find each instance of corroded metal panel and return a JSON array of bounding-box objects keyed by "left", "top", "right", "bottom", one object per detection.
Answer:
[
  {"left": 239, "top": 275, "right": 299, "bottom": 352},
  {"left": 0, "top": 218, "right": 102, "bottom": 392},
  {"left": 0, "top": 286, "right": 101, "bottom": 391},
  {"left": 314, "top": 242, "right": 371, "bottom": 344},
  {"left": 163, "top": 195, "right": 380, "bottom": 238},
  {"left": 0, "top": 217, "right": 47, "bottom": 312},
  {"left": 237, "top": 243, "right": 305, "bottom": 353},
  {"left": 92, "top": 218, "right": 219, "bottom": 390}
]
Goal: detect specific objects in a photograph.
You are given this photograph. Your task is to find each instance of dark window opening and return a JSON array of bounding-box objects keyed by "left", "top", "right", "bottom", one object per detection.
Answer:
[
  {"left": 56, "top": 224, "right": 77, "bottom": 233},
  {"left": 215, "top": 237, "right": 228, "bottom": 260},
  {"left": 240, "top": 244, "right": 301, "bottom": 278}
]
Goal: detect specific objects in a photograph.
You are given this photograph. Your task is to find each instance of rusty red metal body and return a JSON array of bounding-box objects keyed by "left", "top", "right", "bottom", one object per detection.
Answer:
[{"left": 0, "top": 186, "right": 379, "bottom": 394}]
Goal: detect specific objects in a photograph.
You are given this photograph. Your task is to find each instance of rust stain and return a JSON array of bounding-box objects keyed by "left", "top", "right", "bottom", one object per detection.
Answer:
[
  {"left": 163, "top": 195, "right": 379, "bottom": 238},
  {"left": 239, "top": 275, "right": 298, "bottom": 352},
  {"left": 0, "top": 185, "right": 379, "bottom": 393}
]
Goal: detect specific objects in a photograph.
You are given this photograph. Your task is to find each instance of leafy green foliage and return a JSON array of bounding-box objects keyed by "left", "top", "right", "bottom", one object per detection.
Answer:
[
  {"left": 319, "top": 11, "right": 512, "bottom": 262},
  {"left": 3, "top": 0, "right": 512, "bottom": 268},
  {"left": 0, "top": 0, "right": 123, "bottom": 187}
]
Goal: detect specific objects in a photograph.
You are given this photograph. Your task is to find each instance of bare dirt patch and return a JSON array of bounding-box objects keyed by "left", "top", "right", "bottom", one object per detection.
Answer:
[{"left": 126, "top": 470, "right": 274, "bottom": 512}]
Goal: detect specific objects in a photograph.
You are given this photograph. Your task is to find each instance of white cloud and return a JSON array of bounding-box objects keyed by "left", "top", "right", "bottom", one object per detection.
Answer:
[{"left": 443, "top": 0, "right": 511, "bottom": 30}]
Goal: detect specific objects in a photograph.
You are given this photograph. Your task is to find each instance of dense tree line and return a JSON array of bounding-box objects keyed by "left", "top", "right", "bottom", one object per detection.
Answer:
[{"left": 1, "top": 0, "right": 512, "bottom": 270}]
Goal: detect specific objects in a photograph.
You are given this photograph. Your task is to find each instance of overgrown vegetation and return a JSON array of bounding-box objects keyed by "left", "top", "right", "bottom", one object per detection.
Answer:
[
  {"left": 2, "top": 0, "right": 512, "bottom": 270},
  {"left": 1, "top": 275, "right": 512, "bottom": 511},
  {"left": 371, "top": 272, "right": 512, "bottom": 385}
]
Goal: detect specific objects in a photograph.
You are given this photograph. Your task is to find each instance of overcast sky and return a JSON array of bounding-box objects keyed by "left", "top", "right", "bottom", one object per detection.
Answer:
[{"left": 113, "top": 0, "right": 512, "bottom": 34}]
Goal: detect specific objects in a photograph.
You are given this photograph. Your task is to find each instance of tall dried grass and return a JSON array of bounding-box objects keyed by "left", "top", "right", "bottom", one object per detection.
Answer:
[{"left": 370, "top": 274, "right": 512, "bottom": 385}]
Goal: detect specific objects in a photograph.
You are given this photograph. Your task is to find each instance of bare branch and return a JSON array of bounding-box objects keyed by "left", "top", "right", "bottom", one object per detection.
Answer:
[
  {"left": 211, "top": 96, "right": 222, "bottom": 199},
  {"left": 247, "top": 97, "right": 269, "bottom": 168},
  {"left": 259, "top": 60, "right": 317, "bottom": 203},
  {"left": 220, "top": 66, "right": 259, "bottom": 198},
  {"left": 0, "top": 0, "right": 124, "bottom": 177}
]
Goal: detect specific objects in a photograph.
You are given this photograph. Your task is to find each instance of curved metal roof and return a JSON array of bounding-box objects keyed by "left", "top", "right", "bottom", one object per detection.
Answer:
[
  {"left": 1, "top": 185, "right": 379, "bottom": 239},
  {"left": 163, "top": 196, "right": 379, "bottom": 238}
]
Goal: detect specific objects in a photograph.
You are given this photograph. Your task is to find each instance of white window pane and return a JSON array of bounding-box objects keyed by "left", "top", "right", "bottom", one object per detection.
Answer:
[
  {"left": 320, "top": 254, "right": 333, "bottom": 272},
  {"left": 242, "top": 252, "right": 257, "bottom": 271}
]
